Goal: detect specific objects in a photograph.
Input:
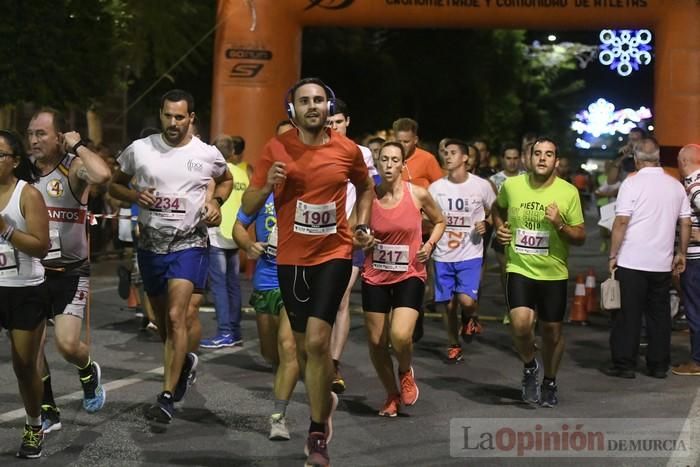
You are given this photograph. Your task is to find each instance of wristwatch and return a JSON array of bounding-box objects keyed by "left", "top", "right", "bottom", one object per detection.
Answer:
[
  {"left": 71, "top": 140, "right": 86, "bottom": 155},
  {"left": 354, "top": 224, "right": 371, "bottom": 235}
]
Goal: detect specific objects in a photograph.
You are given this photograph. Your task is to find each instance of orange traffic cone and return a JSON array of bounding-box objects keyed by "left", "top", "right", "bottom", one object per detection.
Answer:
[
  {"left": 568, "top": 274, "right": 588, "bottom": 325},
  {"left": 127, "top": 285, "right": 140, "bottom": 309},
  {"left": 585, "top": 268, "right": 599, "bottom": 314}
]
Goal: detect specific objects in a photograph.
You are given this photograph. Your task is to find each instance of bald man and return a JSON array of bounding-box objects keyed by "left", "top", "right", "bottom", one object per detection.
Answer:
[{"left": 674, "top": 144, "right": 700, "bottom": 376}]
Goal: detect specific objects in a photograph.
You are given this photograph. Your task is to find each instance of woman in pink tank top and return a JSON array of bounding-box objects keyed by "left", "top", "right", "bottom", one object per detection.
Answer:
[{"left": 361, "top": 141, "right": 445, "bottom": 417}]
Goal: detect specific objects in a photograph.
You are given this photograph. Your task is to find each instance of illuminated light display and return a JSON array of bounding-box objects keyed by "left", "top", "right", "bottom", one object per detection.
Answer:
[
  {"left": 598, "top": 29, "right": 652, "bottom": 77},
  {"left": 571, "top": 98, "right": 652, "bottom": 149}
]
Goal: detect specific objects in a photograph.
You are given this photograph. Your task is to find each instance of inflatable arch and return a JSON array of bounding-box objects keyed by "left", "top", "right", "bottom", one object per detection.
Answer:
[{"left": 212, "top": 0, "right": 699, "bottom": 164}]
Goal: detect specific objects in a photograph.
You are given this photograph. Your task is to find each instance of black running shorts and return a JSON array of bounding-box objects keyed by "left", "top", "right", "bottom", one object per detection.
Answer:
[
  {"left": 277, "top": 259, "right": 352, "bottom": 333},
  {"left": 505, "top": 272, "right": 568, "bottom": 322},
  {"left": 361, "top": 276, "right": 425, "bottom": 314},
  {"left": 0, "top": 283, "right": 49, "bottom": 331}
]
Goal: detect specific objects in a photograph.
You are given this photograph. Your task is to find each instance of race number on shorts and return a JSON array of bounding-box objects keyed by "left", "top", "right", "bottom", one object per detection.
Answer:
[
  {"left": 149, "top": 192, "right": 187, "bottom": 220},
  {"left": 372, "top": 244, "right": 410, "bottom": 272},
  {"left": 46, "top": 229, "right": 61, "bottom": 260},
  {"left": 514, "top": 228, "right": 550, "bottom": 255},
  {"left": 0, "top": 244, "right": 19, "bottom": 277},
  {"left": 445, "top": 211, "right": 470, "bottom": 232},
  {"left": 293, "top": 200, "right": 337, "bottom": 235}
]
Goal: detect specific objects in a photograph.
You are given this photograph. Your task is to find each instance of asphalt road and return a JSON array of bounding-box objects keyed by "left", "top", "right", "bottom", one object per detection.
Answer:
[{"left": 0, "top": 216, "right": 698, "bottom": 466}]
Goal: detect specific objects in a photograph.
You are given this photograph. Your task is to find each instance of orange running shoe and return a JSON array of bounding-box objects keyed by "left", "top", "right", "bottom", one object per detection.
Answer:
[
  {"left": 399, "top": 367, "right": 419, "bottom": 406},
  {"left": 447, "top": 345, "right": 464, "bottom": 364},
  {"left": 378, "top": 394, "right": 400, "bottom": 417}
]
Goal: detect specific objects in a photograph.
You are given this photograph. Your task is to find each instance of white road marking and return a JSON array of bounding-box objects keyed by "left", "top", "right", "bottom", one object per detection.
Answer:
[
  {"left": 0, "top": 345, "right": 246, "bottom": 423},
  {"left": 666, "top": 387, "right": 700, "bottom": 467}
]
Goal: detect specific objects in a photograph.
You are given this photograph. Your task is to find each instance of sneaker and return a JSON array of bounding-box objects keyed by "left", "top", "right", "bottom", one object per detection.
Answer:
[
  {"left": 521, "top": 361, "right": 541, "bottom": 404},
  {"left": 269, "top": 413, "right": 290, "bottom": 441},
  {"left": 41, "top": 404, "right": 62, "bottom": 433},
  {"left": 378, "top": 394, "right": 400, "bottom": 417},
  {"left": 16, "top": 425, "right": 43, "bottom": 459},
  {"left": 399, "top": 367, "right": 419, "bottom": 406},
  {"left": 173, "top": 352, "right": 198, "bottom": 403},
  {"left": 304, "top": 432, "right": 330, "bottom": 467},
  {"left": 145, "top": 391, "right": 174, "bottom": 424},
  {"left": 81, "top": 362, "right": 106, "bottom": 413},
  {"left": 331, "top": 365, "right": 346, "bottom": 394},
  {"left": 231, "top": 335, "right": 244, "bottom": 347},
  {"left": 326, "top": 391, "right": 338, "bottom": 444},
  {"left": 461, "top": 317, "right": 483, "bottom": 343},
  {"left": 540, "top": 381, "right": 558, "bottom": 408},
  {"left": 117, "top": 265, "right": 131, "bottom": 300},
  {"left": 199, "top": 333, "right": 234, "bottom": 349},
  {"left": 446, "top": 345, "right": 464, "bottom": 364},
  {"left": 672, "top": 361, "right": 700, "bottom": 376}
]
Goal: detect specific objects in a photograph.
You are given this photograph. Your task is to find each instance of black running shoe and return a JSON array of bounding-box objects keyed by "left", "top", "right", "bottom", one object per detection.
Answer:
[
  {"left": 173, "top": 352, "right": 198, "bottom": 403},
  {"left": 145, "top": 392, "right": 174, "bottom": 424},
  {"left": 540, "top": 381, "right": 558, "bottom": 408},
  {"left": 521, "top": 361, "right": 541, "bottom": 404},
  {"left": 17, "top": 425, "right": 43, "bottom": 458}
]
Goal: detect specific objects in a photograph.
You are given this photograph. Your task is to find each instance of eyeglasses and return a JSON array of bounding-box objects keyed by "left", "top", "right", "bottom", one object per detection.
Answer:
[{"left": 0, "top": 152, "right": 16, "bottom": 160}]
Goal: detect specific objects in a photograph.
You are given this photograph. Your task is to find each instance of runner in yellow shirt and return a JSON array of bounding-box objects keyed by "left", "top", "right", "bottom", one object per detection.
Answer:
[{"left": 492, "top": 138, "right": 585, "bottom": 408}]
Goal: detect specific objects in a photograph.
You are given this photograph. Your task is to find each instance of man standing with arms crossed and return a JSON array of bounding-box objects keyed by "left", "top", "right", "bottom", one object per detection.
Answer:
[
  {"left": 493, "top": 138, "right": 585, "bottom": 407},
  {"left": 110, "top": 89, "right": 232, "bottom": 423},
  {"left": 242, "top": 78, "right": 373, "bottom": 467},
  {"left": 28, "top": 108, "right": 112, "bottom": 432}
]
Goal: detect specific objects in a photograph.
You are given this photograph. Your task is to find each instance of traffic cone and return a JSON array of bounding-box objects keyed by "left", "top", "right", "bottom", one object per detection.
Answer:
[
  {"left": 127, "top": 285, "right": 140, "bottom": 309},
  {"left": 568, "top": 273, "right": 589, "bottom": 325},
  {"left": 585, "top": 268, "right": 599, "bottom": 314}
]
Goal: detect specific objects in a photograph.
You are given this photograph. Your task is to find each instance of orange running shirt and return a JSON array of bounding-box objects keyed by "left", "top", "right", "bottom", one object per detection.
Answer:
[
  {"left": 250, "top": 129, "right": 369, "bottom": 266},
  {"left": 401, "top": 147, "right": 443, "bottom": 188}
]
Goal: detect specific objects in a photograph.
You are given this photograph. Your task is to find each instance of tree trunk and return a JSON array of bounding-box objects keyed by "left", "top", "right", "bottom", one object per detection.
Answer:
[{"left": 87, "top": 107, "right": 103, "bottom": 146}]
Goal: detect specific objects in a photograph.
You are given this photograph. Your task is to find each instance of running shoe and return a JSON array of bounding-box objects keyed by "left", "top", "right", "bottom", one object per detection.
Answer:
[
  {"left": 199, "top": 334, "right": 234, "bottom": 349},
  {"left": 269, "top": 413, "right": 290, "bottom": 441},
  {"left": 540, "top": 380, "right": 558, "bottom": 408},
  {"left": 81, "top": 362, "right": 106, "bottom": 413},
  {"left": 145, "top": 391, "right": 174, "bottom": 424},
  {"left": 446, "top": 345, "right": 464, "bottom": 364},
  {"left": 305, "top": 392, "right": 338, "bottom": 456},
  {"left": 331, "top": 364, "right": 346, "bottom": 394},
  {"left": 399, "top": 366, "right": 419, "bottom": 406},
  {"left": 173, "top": 352, "right": 198, "bottom": 402},
  {"left": 305, "top": 432, "right": 329, "bottom": 467},
  {"left": 40, "top": 404, "right": 61, "bottom": 433},
  {"left": 521, "top": 361, "right": 541, "bottom": 404},
  {"left": 16, "top": 425, "right": 43, "bottom": 459},
  {"left": 672, "top": 361, "right": 700, "bottom": 376},
  {"left": 378, "top": 394, "right": 400, "bottom": 417}
]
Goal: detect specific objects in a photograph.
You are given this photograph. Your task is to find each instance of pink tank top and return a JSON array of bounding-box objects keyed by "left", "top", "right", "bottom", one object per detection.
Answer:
[{"left": 363, "top": 182, "right": 426, "bottom": 285}]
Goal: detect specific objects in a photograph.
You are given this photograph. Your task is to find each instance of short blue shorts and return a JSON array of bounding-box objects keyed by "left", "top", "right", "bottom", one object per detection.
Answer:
[
  {"left": 137, "top": 247, "right": 209, "bottom": 297},
  {"left": 434, "top": 258, "right": 483, "bottom": 303}
]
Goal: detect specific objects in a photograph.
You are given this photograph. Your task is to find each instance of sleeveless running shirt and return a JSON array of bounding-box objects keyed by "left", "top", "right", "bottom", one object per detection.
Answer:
[
  {"left": 363, "top": 182, "right": 426, "bottom": 285},
  {"left": 0, "top": 180, "right": 45, "bottom": 286},
  {"left": 37, "top": 153, "right": 88, "bottom": 267}
]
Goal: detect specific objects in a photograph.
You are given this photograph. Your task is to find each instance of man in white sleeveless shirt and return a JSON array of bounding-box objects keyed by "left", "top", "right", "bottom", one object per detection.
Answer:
[
  {"left": 28, "top": 108, "right": 112, "bottom": 433},
  {"left": 110, "top": 89, "right": 232, "bottom": 424}
]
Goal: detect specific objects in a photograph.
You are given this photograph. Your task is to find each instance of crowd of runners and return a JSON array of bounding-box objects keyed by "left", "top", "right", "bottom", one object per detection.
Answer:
[{"left": 0, "top": 78, "right": 698, "bottom": 467}]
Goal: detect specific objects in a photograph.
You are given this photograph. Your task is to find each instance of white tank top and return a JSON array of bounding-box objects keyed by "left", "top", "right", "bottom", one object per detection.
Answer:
[
  {"left": 37, "top": 154, "right": 88, "bottom": 266},
  {"left": 0, "top": 180, "right": 45, "bottom": 287}
]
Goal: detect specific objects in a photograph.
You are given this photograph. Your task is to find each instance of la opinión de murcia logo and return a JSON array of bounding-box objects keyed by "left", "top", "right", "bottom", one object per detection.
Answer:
[{"left": 305, "top": 0, "right": 355, "bottom": 10}]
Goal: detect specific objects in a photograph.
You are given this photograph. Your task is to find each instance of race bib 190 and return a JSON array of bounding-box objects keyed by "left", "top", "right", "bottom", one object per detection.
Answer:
[
  {"left": 372, "top": 244, "right": 410, "bottom": 272},
  {"left": 514, "top": 228, "right": 550, "bottom": 255},
  {"left": 293, "top": 201, "right": 337, "bottom": 235}
]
